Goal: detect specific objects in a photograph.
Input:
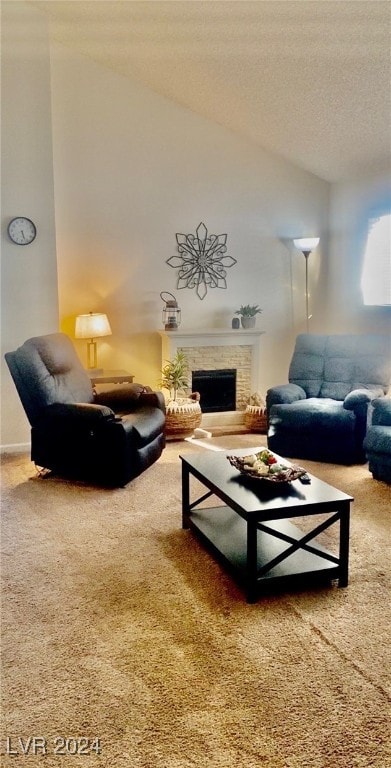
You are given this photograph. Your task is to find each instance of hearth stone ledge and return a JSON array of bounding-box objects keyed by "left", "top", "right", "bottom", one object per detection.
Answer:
[{"left": 201, "top": 410, "right": 246, "bottom": 428}]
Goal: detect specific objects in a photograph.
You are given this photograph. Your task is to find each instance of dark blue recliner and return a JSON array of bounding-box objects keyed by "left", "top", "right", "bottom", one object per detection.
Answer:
[
  {"left": 266, "top": 334, "right": 391, "bottom": 465},
  {"left": 5, "top": 333, "right": 166, "bottom": 486},
  {"left": 364, "top": 397, "right": 391, "bottom": 483}
]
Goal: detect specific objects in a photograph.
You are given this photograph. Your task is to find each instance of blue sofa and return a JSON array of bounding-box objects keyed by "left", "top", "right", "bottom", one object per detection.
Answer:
[
  {"left": 363, "top": 397, "right": 391, "bottom": 483},
  {"left": 266, "top": 334, "right": 391, "bottom": 465}
]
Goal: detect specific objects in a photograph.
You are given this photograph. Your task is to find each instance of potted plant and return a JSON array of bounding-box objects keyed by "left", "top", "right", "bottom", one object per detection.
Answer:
[
  {"left": 235, "top": 304, "right": 262, "bottom": 329},
  {"left": 160, "top": 350, "right": 202, "bottom": 439},
  {"left": 160, "top": 349, "right": 189, "bottom": 403}
]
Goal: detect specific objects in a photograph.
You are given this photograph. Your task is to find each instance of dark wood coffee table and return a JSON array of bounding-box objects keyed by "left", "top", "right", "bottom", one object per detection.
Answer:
[{"left": 180, "top": 448, "right": 353, "bottom": 603}]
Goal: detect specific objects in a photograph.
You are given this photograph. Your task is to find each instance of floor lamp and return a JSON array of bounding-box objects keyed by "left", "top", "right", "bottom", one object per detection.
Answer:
[{"left": 293, "top": 237, "right": 320, "bottom": 332}]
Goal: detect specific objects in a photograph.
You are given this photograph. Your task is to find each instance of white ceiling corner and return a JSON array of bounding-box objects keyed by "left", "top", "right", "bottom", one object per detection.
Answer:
[{"left": 30, "top": 0, "right": 391, "bottom": 183}]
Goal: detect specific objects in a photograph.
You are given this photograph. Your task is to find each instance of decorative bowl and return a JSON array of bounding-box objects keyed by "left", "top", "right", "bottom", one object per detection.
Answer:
[{"left": 227, "top": 450, "right": 307, "bottom": 484}]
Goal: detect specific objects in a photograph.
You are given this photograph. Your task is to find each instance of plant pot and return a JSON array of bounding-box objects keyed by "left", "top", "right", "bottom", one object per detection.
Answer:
[
  {"left": 244, "top": 405, "right": 268, "bottom": 433},
  {"left": 241, "top": 316, "right": 256, "bottom": 329},
  {"left": 165, "top": 396, "right": 202, "bottom": 440}
]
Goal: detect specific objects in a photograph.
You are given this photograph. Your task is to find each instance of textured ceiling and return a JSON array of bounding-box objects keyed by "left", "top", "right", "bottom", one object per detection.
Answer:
[{"left": 31, "top": 0, "right": 391, "bottom": 182}]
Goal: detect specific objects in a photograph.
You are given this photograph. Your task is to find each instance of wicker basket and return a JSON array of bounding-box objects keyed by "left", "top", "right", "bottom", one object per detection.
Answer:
[
  {"left": 165, "top": 394, "right": 202, "bottom": 440},
  {"left": 244, "top": 405, "right": 268, "bottom": 433}
]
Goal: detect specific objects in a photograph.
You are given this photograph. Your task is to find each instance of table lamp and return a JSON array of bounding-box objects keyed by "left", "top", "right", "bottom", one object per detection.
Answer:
[{"left": 75, "top": 312, "right": 112, "bottom": 370}]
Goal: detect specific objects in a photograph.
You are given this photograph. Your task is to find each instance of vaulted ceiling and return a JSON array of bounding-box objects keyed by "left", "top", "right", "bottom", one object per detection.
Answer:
[{"left": 31, "top": 0, "right": 391, "bottom": 183}]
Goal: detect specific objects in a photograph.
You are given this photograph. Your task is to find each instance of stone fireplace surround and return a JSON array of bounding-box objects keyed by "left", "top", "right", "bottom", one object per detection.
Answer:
[{"left": 159, "top": 328, "right": 264, "bottom": 426}]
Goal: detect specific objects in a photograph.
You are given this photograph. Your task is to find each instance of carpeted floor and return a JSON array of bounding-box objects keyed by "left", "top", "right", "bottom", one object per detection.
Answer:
[{"left": 1, "top": 436, "right": 390, "bottom": 767}]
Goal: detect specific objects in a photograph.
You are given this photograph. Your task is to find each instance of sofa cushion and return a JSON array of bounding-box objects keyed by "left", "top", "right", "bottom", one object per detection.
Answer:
[
  {"left": 289, "top": 353, "right": 323, "bottom": 397},
  {"left": 270, "top": 398, "right": 356, "bottom": 436},
  {"left": 319, "top": 357, "right": 354, "bottom": 399},
  {"left": 5, "top": 333, "right": 94, "bottom": 426},
  {"left": 288, "top": 334, "right": 327, "bottom": 397}
]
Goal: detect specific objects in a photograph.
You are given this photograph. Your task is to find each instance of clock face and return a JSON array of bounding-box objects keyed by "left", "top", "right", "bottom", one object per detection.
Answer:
[{"left": 8, "top": 217, "right": 37, "bottom": 245}]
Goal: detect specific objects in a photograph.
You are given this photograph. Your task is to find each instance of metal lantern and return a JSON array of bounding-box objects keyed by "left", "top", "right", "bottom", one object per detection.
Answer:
[{"left": 160, "top": 291, "right": 181, "bottom": 331}]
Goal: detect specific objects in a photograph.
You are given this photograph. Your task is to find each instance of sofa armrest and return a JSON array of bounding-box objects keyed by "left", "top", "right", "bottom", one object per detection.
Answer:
[
  {"left": 266, "top": 383, "right": 306, "bottom": 411},
  {"left": 43, "top": 402, "right": 117, "bottom": 424}
]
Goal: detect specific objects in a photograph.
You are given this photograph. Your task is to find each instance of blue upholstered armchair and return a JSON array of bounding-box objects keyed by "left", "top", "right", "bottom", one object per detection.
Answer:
[
  {"left": 5, "top": 333, "right": 166, "bottom": 487},
  {"left": 363, "top": 397, "right": 391, "bottom": 483},
  {"left": 266, "top": 334, "right": 391, "bottom": 465}
]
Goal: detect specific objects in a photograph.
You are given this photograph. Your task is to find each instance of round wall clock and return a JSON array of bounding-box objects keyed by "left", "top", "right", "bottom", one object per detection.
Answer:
[{"left": 7, "top": 217, "right": 37, "bottom": 245}]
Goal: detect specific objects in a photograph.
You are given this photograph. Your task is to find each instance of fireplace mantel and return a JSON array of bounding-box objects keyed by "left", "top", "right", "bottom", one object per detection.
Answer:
[
  {"left": 159, "top": 328, "right": 264, "bottom": 344},
  {"left": 159, "top": 328, "right": 265, "bottom": 395}
]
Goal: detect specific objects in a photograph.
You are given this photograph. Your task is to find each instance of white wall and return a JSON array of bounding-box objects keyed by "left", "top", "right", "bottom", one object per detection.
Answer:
[
  {"left": 326, "top": 167, "right": 391, "bottom": 335},
  {"left": 1, "top": 2, "right": 59, "bottom": 448},
  {"left": 50, "top": 42, "right": 329, "bottom": 399},
  {"left": 7, "top": 4, "right": 387, "bottom": 452}
]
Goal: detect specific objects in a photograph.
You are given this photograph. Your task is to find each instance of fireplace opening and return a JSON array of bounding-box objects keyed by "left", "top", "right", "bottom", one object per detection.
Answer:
[{"left": 192, "top": 369, "right": 236, "bottom": 413}]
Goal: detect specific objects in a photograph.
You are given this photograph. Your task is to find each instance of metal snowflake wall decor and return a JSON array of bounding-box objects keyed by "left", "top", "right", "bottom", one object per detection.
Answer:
[{"left": 166, "top": 222, "right": 237, "bottom": 300}]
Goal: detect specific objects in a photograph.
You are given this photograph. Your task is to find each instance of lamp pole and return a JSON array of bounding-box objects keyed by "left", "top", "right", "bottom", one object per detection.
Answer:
[
  {"left": 293, "top": 238, "right": 320, "bottom": 334},
  {"left": 303, "top": 250, "right": 310, "bottom": 334}
]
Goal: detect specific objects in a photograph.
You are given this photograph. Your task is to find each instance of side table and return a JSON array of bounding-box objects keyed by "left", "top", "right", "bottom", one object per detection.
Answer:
[{"left": 87, "top": 369, "right": 134, "bottom": 385}]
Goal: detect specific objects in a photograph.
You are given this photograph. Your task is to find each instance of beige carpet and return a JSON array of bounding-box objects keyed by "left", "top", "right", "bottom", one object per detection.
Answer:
[{"left": 1, "top": 436, "right": 390, "bottom": 768}]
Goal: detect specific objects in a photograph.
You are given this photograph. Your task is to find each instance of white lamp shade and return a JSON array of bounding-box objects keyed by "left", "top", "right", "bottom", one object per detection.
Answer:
[
  {"left": 293, "top": 237, "right": 320, "bottom": 253},
  {"left": 75, "top": 312, "right": 112, "bottom": 339}
]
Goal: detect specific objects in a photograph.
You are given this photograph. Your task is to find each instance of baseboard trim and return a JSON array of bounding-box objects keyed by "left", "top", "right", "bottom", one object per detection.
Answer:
[{"left": 1, "top": 442, "right": 30, "bottom": 454}]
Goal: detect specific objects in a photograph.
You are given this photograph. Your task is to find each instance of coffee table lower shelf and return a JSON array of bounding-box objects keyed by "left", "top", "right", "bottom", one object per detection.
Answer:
[{"left": 188, "top": 505, "right": 340, "bottom": 601}]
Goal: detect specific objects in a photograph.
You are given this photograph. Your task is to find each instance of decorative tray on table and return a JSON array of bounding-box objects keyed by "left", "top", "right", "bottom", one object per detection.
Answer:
[{"left": 227, "top": 449, "right": 307, "bottom": 484}]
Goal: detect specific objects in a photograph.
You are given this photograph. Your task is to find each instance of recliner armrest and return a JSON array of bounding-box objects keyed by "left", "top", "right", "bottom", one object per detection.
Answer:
[
  {"left": 369, "top": 397, "right": 391, "bottom": 426},
  {"left": 43, "top": 402, "right": 116, "bottom": 424},
  {"left": 95, "top": 383, "right": 150, "bottom": 412},
  {"left": 266, "top": 383, "right": 306, "bottom": 411},
  {"left": 138, "top": 390, "right": 166, "bottom": 412},
  {"left": 343, "top": 388, "right": 378, "bottom": 411},
  {"left": 95, "top": 384, "right": 165, "bottom": 414}
]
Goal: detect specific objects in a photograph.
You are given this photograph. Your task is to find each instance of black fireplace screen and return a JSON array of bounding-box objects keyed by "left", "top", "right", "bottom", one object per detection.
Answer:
[{"left": 192, "top": 369, "right": 236, "bottom": 413}]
